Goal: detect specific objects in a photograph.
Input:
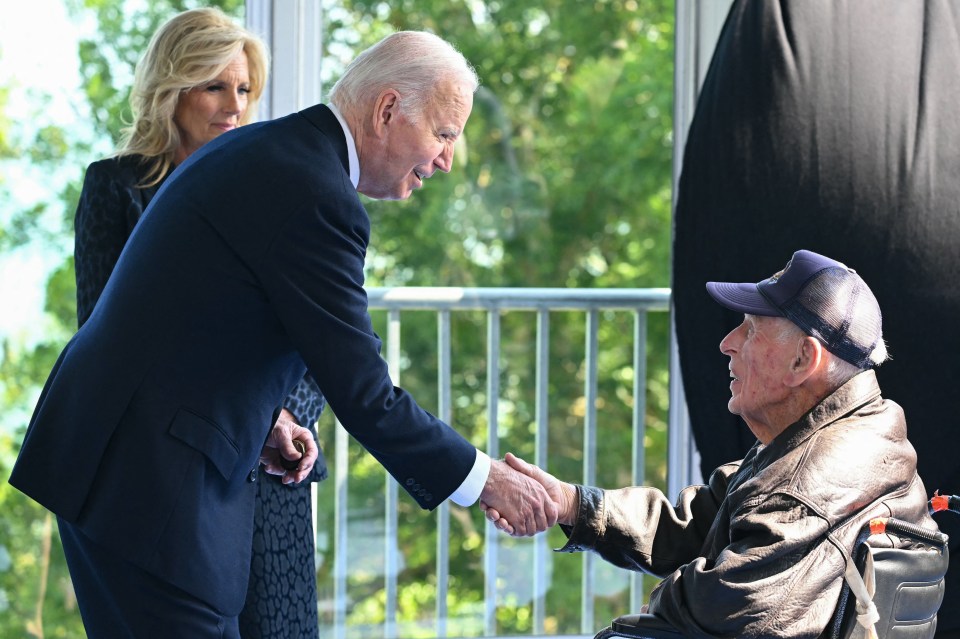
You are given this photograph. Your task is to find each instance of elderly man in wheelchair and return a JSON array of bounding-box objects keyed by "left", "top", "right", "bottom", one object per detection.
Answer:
[{"left": 484, "top": 250, "right": 946, "bottom": 638}]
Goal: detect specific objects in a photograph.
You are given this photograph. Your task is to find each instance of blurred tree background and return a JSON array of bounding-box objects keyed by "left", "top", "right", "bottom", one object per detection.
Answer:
[{"left": 0, "top": 0, "right": 675, "bottom": 636}]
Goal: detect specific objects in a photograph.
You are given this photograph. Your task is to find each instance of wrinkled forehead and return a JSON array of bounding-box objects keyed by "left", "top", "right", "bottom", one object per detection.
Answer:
[
  {"left": 430, "top": 80, "right": 473, "bottom": 120},
  {"left": 749, "top": 314, "right": 802, "bottom": 339}
]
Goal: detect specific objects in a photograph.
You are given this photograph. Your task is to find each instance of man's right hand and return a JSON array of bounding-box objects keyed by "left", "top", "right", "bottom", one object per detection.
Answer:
[
  {"left": 481, "top": 453, "right": 578, "bottom": 531},
  {"left": 477, "top": 454, "right": 559, "bottom": 536}
]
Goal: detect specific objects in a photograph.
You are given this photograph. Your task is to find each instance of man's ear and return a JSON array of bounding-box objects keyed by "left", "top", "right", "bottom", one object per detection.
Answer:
[
  {"left": 785, "top": 336, "right": 822, "bottom": 387},
  {"left": 371, "top": 89, "right": 400, "bottom": 137}
]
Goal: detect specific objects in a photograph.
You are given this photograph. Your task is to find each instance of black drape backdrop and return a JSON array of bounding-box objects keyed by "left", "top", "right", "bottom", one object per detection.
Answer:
[{"left": 672, "top": 1, "right": 960, "bottom": 635}]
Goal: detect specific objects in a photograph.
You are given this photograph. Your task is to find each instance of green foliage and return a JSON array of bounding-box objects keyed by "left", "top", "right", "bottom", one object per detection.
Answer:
[
  {"left": 0, "top": 340, "right": 81, "bottom": 636},
  {"left": 0, "top": 445, "right": 79, "bottom": 637},
  {"left": 0, "top": 86, "right": 13, "bottom": 158}
]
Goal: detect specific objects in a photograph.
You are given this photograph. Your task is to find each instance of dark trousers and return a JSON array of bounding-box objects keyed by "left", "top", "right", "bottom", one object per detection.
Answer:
[{"left": 58, "top": 517, "right": 239, "bottom": 638}]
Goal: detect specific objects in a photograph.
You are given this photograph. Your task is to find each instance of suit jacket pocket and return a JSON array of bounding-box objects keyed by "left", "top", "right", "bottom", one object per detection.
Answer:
[{"left": 168, "top": 408, "right": 240, "bottom": 480}]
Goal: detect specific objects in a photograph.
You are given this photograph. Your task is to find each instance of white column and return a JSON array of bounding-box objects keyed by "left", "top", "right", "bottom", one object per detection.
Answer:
[{"left": 245, "top": 0, "right": 324, "bottom": 121}]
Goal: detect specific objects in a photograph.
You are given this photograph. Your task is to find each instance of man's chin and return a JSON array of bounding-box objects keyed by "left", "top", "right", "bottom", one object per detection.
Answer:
[{"left": 358, "top": 188, "right": 409, "bottom": 201}]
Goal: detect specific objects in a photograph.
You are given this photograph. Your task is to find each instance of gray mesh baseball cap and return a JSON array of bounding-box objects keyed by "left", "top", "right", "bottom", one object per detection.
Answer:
[{"left": 705, "top": 250, "right": 883, "bottom": 369}]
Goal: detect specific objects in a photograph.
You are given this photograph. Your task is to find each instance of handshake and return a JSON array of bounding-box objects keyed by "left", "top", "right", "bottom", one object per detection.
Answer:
[{"left": 478, "top": 453, "right": 578, "bottom": 536}]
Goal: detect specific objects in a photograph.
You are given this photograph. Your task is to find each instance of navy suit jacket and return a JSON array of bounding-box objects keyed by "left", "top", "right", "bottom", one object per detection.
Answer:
[{"left": 10, "top": 104, "right": 478, "bottom": 614}]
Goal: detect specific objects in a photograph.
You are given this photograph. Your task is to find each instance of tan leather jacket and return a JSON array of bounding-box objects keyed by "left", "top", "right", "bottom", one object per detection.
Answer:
[{"left": 558, "top": 370, "right": 934, "bottom": 638}]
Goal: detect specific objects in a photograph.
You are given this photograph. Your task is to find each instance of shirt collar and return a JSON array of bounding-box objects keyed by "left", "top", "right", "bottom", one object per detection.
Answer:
[{"left": 327, "top": 103, "right": 360, "bottom": 189}]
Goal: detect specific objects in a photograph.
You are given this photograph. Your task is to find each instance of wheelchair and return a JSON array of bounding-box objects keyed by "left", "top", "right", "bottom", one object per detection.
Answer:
[{"left": 594, "top": 494, "right": 958, "bottom": 639}]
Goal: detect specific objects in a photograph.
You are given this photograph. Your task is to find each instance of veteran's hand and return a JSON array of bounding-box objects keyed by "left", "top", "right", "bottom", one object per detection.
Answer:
[
  {"left": 481, "top": 453, "right": 578, "bottom": 529},
  {"left": 478, "top": 453, "right": 559, "bottom": 536},
  {"left": 260, "top": 408, "right": 318, "bottom": 484}
]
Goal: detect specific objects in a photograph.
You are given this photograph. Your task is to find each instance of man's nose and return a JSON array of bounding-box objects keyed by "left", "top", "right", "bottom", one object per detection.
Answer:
[
  {"left": 434, "top": 143, "right": 454, "bottom": 173},
  {"left": 719, "top": 327, "right": 739, "bottom": 355}
]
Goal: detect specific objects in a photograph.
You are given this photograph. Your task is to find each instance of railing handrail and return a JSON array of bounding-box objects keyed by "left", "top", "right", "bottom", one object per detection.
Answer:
[{"left": 366, "top": 286, "right": 672, "bottom": 311}]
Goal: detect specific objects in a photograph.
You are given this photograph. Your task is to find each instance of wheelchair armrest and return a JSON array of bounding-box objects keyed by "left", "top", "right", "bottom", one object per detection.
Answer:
[{"left": 594, "top": 612, "right": 687, "bottom": 638}]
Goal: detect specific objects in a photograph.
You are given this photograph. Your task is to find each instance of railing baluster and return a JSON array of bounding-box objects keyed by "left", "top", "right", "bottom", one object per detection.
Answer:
[
  {"left": 385, "top": 310, "right": 401, "bottom": 639},
  {"left": 631, "top": 310, "right": 649, "bottom": 611},
  {"left": 484, "top": 309, "right": 501, "bottom": 637},
  {"left": 581, "top": 309, "right": 600, "bottom": 634},
  {"left": 334, "top": 417, "right": 349, "bottom": 639},
  {"left": 533, "top": 309, "right": 550, "bottom": 634},
  {"left": 436, "top": 310, "right": 452, "bottom": 638}
]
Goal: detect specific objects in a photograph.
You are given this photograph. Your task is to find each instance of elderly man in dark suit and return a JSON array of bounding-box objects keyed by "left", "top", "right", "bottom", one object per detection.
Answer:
[{"left": 10, "top": 30, "right": 556, "bottom": 638}]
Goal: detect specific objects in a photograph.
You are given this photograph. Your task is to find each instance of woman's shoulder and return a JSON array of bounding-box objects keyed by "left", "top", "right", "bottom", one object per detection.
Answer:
[{"left": 83, "top": 154, "right": 151, "bottom": 187}]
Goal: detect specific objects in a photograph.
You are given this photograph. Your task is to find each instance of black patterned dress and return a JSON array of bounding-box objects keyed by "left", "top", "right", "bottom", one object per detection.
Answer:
[{"left": 74, "top": 154, "right": 327, "bottom": 638}]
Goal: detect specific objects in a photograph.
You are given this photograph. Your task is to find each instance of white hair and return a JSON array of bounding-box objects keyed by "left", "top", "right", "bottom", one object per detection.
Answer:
[
  {"left": 772, "top": 317, "right": 887, "bottom": 386},
  {"left": 823, "top": 351, "right": 865, "bottom": 387},
  {"left": 328, "top": 31, "right": 479, "bottom": 124}
]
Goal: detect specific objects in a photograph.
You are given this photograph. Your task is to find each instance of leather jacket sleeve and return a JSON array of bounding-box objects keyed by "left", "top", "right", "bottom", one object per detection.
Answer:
[{"left": 557, "top": 462, "right": 737, "bottom": 577}]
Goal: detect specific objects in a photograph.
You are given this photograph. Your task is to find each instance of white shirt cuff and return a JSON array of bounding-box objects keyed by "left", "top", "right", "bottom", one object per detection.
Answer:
[{"left": 448, "top": 450, "right": 491, "bottom": 507}]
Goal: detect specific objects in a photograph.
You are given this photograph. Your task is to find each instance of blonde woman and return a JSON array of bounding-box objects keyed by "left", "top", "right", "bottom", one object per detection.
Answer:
[{"left": 72, "top": 8, "right": 325, "bottom": 638}]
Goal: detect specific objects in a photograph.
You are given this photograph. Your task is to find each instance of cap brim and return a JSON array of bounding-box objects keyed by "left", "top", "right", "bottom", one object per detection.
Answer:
[{"left": 705, "top": 281, "right": 781, "bottom": 316}]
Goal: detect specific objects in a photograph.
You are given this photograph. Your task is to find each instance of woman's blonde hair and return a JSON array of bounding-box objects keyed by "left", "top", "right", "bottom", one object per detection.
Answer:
[{"left": 118, "top": 7, "right": 268, "bottom": 186}]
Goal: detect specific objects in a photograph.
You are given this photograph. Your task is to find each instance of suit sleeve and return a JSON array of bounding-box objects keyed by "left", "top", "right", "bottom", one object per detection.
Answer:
[{"left": 256, "top": 182, "right": 478, "bottom": 509}]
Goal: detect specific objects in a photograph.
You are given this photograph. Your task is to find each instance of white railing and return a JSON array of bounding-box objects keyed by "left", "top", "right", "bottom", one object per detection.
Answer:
[{"left": 321, "top": 287, "right": 675, "bottom": 639}]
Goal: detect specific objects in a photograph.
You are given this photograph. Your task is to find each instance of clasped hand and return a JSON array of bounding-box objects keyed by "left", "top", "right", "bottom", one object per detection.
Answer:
[
  {"left": 259, "top": 408, "right": 318, "bottom": 485},
  {"left": 479, "top": 452, "right": 575, "bottom": 536}
]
